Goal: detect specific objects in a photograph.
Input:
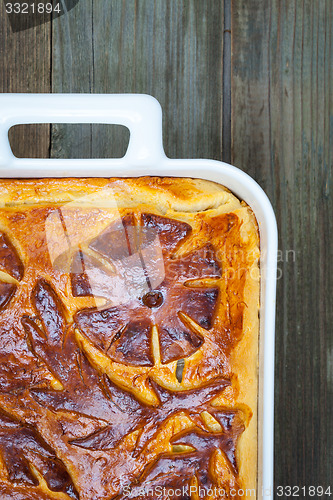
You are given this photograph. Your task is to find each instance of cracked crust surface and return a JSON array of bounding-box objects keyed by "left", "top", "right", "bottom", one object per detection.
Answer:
[{"left": 0, "top": 177, "right": 259, "bottom": 499}]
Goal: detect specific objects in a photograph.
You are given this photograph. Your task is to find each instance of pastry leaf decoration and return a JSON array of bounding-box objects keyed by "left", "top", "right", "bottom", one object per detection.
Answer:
[
  {"left": 15, "top": 279, "right": 245, "bottom": 499},
  {"left": 23, "top": 279, "right": 231, "bottom": 452},
  {"left": 0, "top": 409, "right": 79, "bottom": 499},
  {"left": 116, "top": 410, "right": 245, "bottom": 500},
  {"left": 0, "top": 231, "right": 24, "bottom": 310},
  {"left": 0, "top": 211, "right": 250, "bottom": 499},
  {"left": 73, "top": 213, "right": 221, "bottom": 366},
  {"left": 70, "top": 376, "right": 230, "bottom": 454}
]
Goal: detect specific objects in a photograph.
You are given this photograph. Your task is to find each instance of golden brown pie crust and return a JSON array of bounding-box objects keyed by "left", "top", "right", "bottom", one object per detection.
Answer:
[{"left": 0, "top": 177, "right": 259, "bottom": 500}]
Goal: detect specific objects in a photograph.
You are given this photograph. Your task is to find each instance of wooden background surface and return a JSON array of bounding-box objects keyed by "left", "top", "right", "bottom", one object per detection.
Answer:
[{"left": 0, "top": 0, "right": 332, "bottom": 495}]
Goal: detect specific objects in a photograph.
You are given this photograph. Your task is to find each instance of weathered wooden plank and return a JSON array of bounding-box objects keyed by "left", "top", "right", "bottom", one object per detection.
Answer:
[
  {"left": 231, "top": 0, "right": 333, "bottom": 488},
  {"left": 51, "top": 0, "right": 94, "bottom": 159},
  {"left": 222, "top": 0, "right": 231, "bottom": 163},
  {"left": 0, "top": 4, "right": 51, "bottom": 159},
  {"left": 51, "top": 0, "right": 225, "bottom": 161}
]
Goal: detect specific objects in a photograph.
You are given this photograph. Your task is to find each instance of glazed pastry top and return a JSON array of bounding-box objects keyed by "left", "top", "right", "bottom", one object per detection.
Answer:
[{"left": 0, "top": 177, "right": 259, "bottom": 500}]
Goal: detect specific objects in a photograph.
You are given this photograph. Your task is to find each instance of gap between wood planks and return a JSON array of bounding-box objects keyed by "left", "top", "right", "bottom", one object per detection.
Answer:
[{"left": 222, "top": 0, "right": 231, "bottom": 164}]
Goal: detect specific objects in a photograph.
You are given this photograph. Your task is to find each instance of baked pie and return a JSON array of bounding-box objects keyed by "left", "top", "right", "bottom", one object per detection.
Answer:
[{"left": 0, "top": 177, "right": 259, "bottom": 500}]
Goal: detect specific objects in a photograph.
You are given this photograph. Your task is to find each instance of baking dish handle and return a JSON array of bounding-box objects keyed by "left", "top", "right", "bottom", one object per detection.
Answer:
[{"left": 0, "top": 93, "right": 166, "bottom": 175}]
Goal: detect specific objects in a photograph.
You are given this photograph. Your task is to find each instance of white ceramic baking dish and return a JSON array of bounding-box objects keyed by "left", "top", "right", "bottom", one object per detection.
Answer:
[{"left": 0, "top": 93, "right": 277, "bottom": 499}]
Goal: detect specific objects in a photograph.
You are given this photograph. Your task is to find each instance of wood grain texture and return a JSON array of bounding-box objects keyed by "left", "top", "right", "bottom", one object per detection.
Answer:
[
  {"left": 0, "top": 4, "right": 51, "bottom": 158},
  {"left": 51, "top": 0, "right": 224, "bottom": 160},
  {"left": 51, "top": 0, "right": 93, "bottom": 158},
  {"left": 231, "top": 0, "right": 333, "bottom": 488}
]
